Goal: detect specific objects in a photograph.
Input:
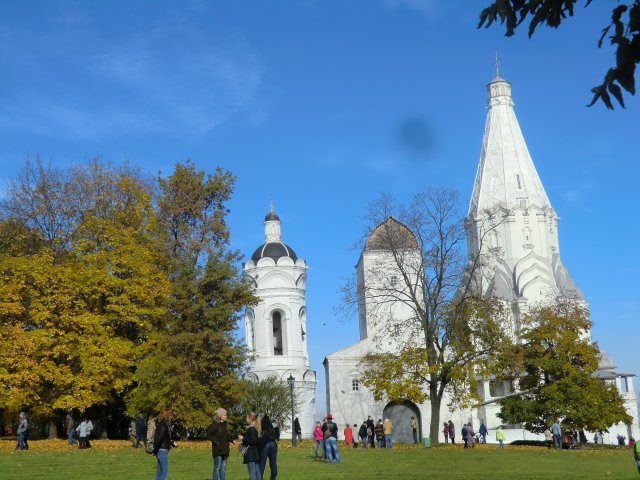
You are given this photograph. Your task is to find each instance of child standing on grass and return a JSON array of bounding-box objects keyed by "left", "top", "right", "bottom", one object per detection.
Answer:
[
  {"left": 313, "top": 421, "right": 324, "bottom": 460},
  {"left": 496, "top": 425, "right": 505, "bottom": 449}
]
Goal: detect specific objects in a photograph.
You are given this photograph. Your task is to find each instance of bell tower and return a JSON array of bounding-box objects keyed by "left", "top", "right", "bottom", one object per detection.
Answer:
[{"left": 243, "top": 203, "right": 317, "bottom": 437}]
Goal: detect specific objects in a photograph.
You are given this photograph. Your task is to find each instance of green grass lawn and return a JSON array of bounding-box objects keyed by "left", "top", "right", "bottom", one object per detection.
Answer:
[{"left": 0, "top": 440, "right": 638, "bottom": 480}]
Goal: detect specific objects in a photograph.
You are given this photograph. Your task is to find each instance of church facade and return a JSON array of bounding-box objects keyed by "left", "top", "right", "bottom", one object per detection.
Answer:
[
  {"left": 242, "top": 205, "right": 317, "bottom": 438},
  {"left": 322, "top": 71, "right": 639, "bottom": 444}
]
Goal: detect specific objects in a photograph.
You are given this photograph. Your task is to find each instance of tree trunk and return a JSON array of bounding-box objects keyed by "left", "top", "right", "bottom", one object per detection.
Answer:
[
  {"left": 48, "top": 419, "right": 58, "bottom": 439},
  {"left": 99, "top": 411, "right": 109, "bottom": 439},
  {"left": 429, "top": 387, "right": 442, "bottom": 446}
]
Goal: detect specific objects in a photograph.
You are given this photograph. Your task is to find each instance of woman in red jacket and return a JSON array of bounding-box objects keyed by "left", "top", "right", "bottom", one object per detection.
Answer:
[{"left": 344, "top": 424, "right": 353, "bottom": 447}]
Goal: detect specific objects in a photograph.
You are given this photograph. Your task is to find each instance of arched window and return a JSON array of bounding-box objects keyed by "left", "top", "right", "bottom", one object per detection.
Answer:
[
  {"left": 246, "top": 308, "right": 255, "bottom": 351},
  {"left": 273, "top": 311, "right": 283, "bottom": 355},
  {"left": 490, "top": 230, "right": 499, "bottom": 248}
]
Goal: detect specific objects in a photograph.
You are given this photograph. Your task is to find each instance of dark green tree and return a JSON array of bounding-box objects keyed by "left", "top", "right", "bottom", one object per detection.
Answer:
[
  {"left": 126, "top": 161, "right": 257, "bottom": 428},
  {"left": 236, "top": 376, "right": 301, "bottom": 431},
  {"left": 496, "top": 298, "right": 631, "bottom": 433},
  {"left": 479, "top": 0, "right": 640, "bottom": 109}
]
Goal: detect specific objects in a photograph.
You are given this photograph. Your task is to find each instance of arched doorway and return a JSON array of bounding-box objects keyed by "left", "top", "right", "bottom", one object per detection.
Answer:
[{"left": 383, "top": 400, "right": 421, "bottom": 444}]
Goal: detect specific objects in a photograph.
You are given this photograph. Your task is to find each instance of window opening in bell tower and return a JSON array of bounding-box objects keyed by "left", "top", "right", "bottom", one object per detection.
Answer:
[{"left": 273, "top": 311, "right": 283, "bottom": 355}]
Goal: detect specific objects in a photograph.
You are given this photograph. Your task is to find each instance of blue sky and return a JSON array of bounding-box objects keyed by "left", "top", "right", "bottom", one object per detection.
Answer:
[{"left": 1, "top": 1, "right": 638, "bottom": 414}]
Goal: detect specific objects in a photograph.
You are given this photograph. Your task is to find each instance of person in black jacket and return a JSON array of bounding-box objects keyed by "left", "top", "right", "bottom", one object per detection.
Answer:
[
  {"left": 366, "top": 416, "right": 375, "bottom": 448},
  {"left": 134, "top": 414, "right": 146, "bottom": 449},
  {"left": 321, "top": 414, "right": 341, "bottom": 464},
  {"left": 293, "top": 417, "right": 302, "bottom": 444},
  {"left": 239, "top": 412, "right": 260, "bottom": 480},
  {"left": 206, "top": 408, "right": 230, "bottom": 480},
  {"left": 358, "top": 423, "right": 368, "bottom": 449},
  {"left": 153, "top": 409, "right": 176, "bottom": 480},
  {"left": 258, "top": 414, "right": 278, "bottom": 480}
]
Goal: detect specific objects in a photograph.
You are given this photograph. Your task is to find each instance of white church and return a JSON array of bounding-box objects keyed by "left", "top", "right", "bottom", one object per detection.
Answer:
[
  {"left": 244, "top": 71, "right": 639, "bottom": 444},
  {"left": 242, "top": 205, "right": 317, "bottom": 438}
]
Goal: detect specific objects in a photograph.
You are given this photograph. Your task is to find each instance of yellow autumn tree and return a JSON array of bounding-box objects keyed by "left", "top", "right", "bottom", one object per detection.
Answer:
[{"left": 0, "top": 160, "right": 169, "bottom": 436}]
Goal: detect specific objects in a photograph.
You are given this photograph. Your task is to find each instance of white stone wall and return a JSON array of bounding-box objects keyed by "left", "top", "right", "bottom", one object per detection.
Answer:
[{"left": 243, "top": 244, "right": 316, "bottom": 437}]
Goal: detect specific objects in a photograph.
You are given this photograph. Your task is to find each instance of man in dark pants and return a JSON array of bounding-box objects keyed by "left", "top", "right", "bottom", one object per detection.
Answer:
[
  {"left": 410, "top": 417, "right": 419, "bottom": 444},
  {"left": 258, "top": 415, "right": 278, "bottom": 480},
  {"left": 293, "top": 417, "right": 302, "bottom": 444},
  {"left": 448, "top": 420, "right": 455, "bottom": 445},
  {"left": 135, "top": 414, "right": 147, "bottom": 449},
  {"left": 366, "top": 416, "right": 375, "bottom": 448},
  {"left": 358, "top": 423, "right": 368, "bottom": 448}
]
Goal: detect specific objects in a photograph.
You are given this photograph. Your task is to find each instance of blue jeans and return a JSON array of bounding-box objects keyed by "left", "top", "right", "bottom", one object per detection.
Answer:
[
  {"left": 325, "top": 437, "right": 341, "bottom": 464},
  {"left": 17, "top": 433, "right": 26, "bottom": 450},
  {"left": 259, "top": 441, "right": 277, "bottom": 480},
  {"left": 155, "top": 449, "right": 169, "bottom": 480},
  {"left": 213, "top": 455, "right": 227, "bottom": 480},
  {"left": 498, "top": 439, "right": 504, "bottom": 449},
  {"left": 67, "top": 428, "right": 75, "bottom": 445},
  {"left": 314, "top": 439, "right": 323, "bottom": 458},
  {"left": 378, "top": 438, "right": 384, "bottom": 448},
  {"left": 246, "top": 461, "right": 260, "bottom": 480},
  {"left": 360, "top": 435, "right": 367, "bottom": 448},
  {"left": 385, "top": 434, "right": 393, "bottom": 448}
]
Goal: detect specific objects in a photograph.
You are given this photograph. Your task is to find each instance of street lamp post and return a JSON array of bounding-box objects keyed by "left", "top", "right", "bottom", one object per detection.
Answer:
[{"left": 287, "top": 374, "right": 296, "bottom": 447}]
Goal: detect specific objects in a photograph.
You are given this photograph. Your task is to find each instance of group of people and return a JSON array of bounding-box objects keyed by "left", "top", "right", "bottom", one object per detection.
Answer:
[
  {"left": 346, "top": 416, "right": 394, "bottom": 449},
  {"left": 14, "top": 412, "right": 94, "bottom": 450},
  {"left": 237, "top": 411, "right": 279, "bottom": 480},
  {"left": 64, "top": 414, "right": 95, "bottom": 449},
  {"left": 312, "top": 414, "right": 341, "bottom": 464},
  {"left": 442, "top": 420, "right": 499, "bottom": 447},
  {"left": 311, "top": 413, "right": 398, "bottom": 464},
  {"left": 201, "top": 407, "right": 281, "bottom": 480}
]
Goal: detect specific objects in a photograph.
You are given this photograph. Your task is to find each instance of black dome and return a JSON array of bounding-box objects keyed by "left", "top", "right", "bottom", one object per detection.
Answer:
[
  {"left": 251, "top": 242, "right": 297, "bottom": 262},
  {"left": 264, "top": 211, "right": 280, "bottom": 221}
]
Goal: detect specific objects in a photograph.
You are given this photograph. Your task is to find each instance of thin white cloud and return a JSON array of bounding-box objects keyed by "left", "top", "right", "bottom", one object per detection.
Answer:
[{"left": 0, "top": 17, "right": 264, "bottom": 138}]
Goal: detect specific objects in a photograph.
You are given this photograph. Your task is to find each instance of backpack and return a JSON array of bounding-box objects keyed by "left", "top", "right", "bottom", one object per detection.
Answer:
[
  {"left": 145, "top": 418, "right": 156, "bottom": 454},
  {"left": 323, "top": 422, "right": 334, "bottom": 439}
]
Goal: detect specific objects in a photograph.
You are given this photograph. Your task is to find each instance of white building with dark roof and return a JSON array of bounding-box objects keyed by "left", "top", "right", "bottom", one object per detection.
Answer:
[{"left": 243, "top": 203, "right": 316, "bottom": 438}]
